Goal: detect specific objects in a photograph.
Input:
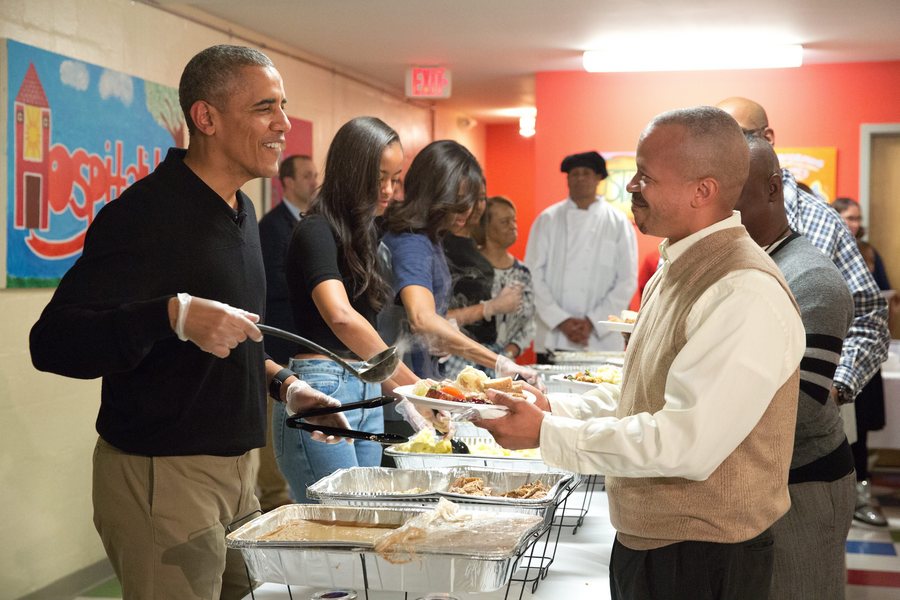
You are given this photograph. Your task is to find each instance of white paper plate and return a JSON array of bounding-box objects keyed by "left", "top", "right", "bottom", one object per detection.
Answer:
[
  {"left": 597, "top": 320, "right": 634, "bottom": 333},
  {"left": 548, "top": 373, "right": 605, "bottom": 392},
  {"left": 394, "top": 384, "right": 536, "bottom": 420}
]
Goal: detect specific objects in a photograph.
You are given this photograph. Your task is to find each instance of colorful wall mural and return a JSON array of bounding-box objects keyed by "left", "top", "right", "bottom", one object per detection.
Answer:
[{"left": 5, "top": 39, "right": 183, "bottom": 288}]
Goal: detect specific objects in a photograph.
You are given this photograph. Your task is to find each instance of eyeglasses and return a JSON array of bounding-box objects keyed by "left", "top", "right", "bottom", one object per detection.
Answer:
[{"left": 742, "top": 124, "right": 769, "bottom": 138}]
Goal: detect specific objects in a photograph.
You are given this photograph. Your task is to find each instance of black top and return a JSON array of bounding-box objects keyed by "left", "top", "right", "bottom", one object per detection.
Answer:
[
  {"left": 286, "top": 214, "right": 376, "bottom": 357},
  {"left": 442, "top": 234, "right": 497, "bottom": 344},
  {"left": 259, "top": 201, "right": 301, "bottom": 363},
  {"left": 29, "top": 148, "right": 267, "bottom": 457}
]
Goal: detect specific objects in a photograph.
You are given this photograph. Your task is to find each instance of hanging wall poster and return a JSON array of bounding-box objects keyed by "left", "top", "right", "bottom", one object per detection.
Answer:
[
  {"left": 4, "top": 39, "right": 184, "bottom": 288},
  {"left": 597, "top": 151, "right": 637, "bottom": 220},
  {"left": 776, "top": 147, "right": 838, "bottom": 203}
]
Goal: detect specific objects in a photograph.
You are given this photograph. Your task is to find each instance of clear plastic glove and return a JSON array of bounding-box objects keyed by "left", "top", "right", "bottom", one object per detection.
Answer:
[
  {"left": 173, "top": 294, "right": 263, "bottom": 358},
  {"left": 284, "top": 380, "right": 351, "bottom": 444},
  {"left": 495, "top": 354, "right": 547, "bottom": 392},
  {"left": 483, "top": 284, "right": 523, "bottom": 319},
  {"left": 394, "top": 399, "right": 455, "bottom": 437}
]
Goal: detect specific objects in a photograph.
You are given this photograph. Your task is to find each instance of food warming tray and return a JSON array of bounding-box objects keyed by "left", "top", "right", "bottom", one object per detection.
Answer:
[
  {"left": 308, "top": 467, "right": 575, "bottom": 527},
  {"left": 385, "top": 436, "right": 561, "bottom": 472},
  {"left": 226, "top": 504, "right": 543, "bottom": 592}
]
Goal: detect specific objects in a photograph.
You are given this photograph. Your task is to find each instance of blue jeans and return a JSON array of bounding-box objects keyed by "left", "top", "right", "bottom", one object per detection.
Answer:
[{"left": 273, "top": 359, "right": 383, "bottom": 503}]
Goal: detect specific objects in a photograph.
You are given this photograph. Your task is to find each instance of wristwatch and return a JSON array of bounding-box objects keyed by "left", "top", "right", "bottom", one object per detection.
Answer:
[
  {"left": 269, "top": 368, "right": 294, "bottom": 401},
  {"left": 833, "top": 383, "right": 854, "bottom": 406}
]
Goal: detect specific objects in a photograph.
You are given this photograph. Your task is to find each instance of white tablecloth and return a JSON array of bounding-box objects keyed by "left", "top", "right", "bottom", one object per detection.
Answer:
[{"left": 867, "top": 349, "right": 900, "bottom": 450}]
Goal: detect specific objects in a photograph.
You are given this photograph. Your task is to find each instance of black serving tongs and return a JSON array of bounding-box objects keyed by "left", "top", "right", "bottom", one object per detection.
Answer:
[{"left": 285, "top": 396, "right": 408, "bottom": 445}]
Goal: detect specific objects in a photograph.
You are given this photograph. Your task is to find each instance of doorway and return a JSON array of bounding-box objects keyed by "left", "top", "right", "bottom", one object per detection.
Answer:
[{"left": 862, "top": 124, "right": 900, "bottom": 339}]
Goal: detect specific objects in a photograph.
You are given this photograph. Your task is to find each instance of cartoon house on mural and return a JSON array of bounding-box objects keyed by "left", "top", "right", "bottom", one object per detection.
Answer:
[{"left": 14, "top": 63, "right": 51, "bottom": 231}]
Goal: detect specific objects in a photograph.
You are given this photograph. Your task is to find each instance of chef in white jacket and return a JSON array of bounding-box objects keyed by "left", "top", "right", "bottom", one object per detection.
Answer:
[{"left": 525, "top": 151, "right": 638, "bottom": 359}]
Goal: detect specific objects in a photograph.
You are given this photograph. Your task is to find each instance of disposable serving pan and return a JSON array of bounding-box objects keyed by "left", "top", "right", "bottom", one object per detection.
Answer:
[
  {"left": 535, "top": 349, "right": 625, "bottom": 366},
  {"left": 307, "top": 467, "right": 574, "bottom": 527},
  {"left": 385, "top": 436, "right": 560, "bottom": 472},
  {"left": 226, "top": 504, "right": 543, "bottom": 592}
]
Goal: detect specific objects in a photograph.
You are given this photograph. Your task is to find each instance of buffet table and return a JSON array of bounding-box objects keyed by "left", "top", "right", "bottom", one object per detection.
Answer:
[
  {"left": 242, "top": 482, "right": 616, "bottom": 600},
  {"left": 241, "top": 359, "right": 623, "bottom": 600}
]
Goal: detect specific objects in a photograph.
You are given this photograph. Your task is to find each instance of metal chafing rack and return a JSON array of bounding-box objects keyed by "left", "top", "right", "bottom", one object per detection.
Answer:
[{"left": 226, "top": 504, "right": 545, "bottom": 594}]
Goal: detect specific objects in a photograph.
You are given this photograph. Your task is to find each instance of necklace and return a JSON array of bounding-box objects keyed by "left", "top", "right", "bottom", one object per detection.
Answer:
[{"left": 762, "top": 225, "right": 792, "bottom": 254}]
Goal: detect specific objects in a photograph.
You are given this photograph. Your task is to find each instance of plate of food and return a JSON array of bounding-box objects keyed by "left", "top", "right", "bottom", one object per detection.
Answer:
[
  {"left": 599, "top": 309, "right": 637, "bottom": 333},
  {"left": 549, "top": 365, "right": 623, "bottom": 391},
  {"left": 396, "top": 367, "right": 536, "bottom": 419}
]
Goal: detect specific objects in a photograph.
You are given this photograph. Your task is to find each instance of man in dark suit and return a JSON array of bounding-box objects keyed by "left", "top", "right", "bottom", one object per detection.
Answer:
[
  {"left": 259, "top": 155, "right": 318, "bottom": 361},
  {"left": 257, "top": 154, "right": 317, "bottom": 510}
]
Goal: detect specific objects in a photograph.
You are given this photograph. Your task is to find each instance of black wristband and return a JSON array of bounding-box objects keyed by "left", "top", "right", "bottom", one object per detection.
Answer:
[{"left": 269, "top": 368, "right": 294, "bottom": 401}]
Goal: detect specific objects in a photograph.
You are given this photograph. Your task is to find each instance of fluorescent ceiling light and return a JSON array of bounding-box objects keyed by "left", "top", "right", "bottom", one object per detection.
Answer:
[{"left": 583, "top": 43, "right": 803, "bottom": 72}]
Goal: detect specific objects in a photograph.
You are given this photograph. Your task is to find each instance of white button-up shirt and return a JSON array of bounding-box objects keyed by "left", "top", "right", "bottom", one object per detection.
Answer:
[{"left": 539, "top": 213, "right": 805, "bottom": 480}]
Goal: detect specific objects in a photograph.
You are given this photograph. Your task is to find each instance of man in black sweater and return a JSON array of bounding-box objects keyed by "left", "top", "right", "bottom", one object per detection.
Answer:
[{"left": 29, "top": 45, "right": 348, "bottom": 600}]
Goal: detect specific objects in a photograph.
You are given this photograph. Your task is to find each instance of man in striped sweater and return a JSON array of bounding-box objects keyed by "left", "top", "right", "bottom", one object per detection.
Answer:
[{"left": 735, "top": 136, "right": 855, "bottom": 600}]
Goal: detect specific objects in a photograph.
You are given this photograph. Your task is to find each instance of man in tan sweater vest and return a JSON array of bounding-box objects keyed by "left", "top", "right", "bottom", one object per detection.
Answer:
[{"left": 477, "top": 106, "right": 805, "bottom": 600}]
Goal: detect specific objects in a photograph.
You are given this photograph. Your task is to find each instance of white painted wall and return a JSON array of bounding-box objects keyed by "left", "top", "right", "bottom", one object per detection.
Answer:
[{"left": 0, "top": 0, "right": 485, "bottom": 596}]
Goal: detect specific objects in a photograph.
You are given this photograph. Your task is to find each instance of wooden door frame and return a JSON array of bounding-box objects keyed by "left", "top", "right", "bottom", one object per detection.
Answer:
[{"left": 860, "top": 123, "right": 900, "bottom": 235}]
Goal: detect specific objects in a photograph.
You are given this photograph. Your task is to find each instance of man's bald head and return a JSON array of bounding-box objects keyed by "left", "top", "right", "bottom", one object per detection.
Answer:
[
  {"left": 645, "top": 106, "right": 751, "bottom": 210},
  {"left": 736, "top": 136, "right": 787, "bottom": 245},
  {"left": 716, "top": 97, "right": 775, "bottom": 144}
]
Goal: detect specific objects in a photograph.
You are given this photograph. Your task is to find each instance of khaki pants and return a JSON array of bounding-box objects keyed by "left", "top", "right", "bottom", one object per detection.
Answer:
[
  {"left": 256, "top": 397, "right": 292, "bottom": 511},
  {"left": 93, "top": 437, "right": 260, "bottom": 600}
]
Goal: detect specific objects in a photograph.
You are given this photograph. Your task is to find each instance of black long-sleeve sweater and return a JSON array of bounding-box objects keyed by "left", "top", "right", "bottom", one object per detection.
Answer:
[{"left": 30, "top": 148, "right": 267, "bottom": 456}]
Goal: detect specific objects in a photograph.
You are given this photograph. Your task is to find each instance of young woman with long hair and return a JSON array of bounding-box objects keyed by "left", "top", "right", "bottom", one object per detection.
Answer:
[{"left": 274, "top": 116, "right": 418, "bottom": 501}]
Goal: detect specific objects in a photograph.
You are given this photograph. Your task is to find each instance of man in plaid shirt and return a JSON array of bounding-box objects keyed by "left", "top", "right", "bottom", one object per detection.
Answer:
[{"left": 718, "top": 97, "right": 890, "bottom": 526}]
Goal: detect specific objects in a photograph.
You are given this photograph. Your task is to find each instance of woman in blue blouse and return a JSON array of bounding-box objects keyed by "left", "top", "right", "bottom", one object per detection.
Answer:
[{"left": 380, "top": 140, "right": 538, "bottom": 384}]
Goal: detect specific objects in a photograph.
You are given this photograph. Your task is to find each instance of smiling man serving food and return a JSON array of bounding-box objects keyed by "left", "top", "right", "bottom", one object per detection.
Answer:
[{"left": 477, "top": 106, "right": 805, "bottom": 600}]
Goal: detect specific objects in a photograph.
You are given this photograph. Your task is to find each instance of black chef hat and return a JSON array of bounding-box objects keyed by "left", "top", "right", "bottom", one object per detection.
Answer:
[{"left": 560, "top": 151, "right": 607, "bottom": 179}]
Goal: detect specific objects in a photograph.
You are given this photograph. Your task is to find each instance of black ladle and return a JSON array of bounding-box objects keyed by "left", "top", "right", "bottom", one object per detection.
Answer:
[{"left": 257, "top": 324, "right": 399, "bottom": 384}]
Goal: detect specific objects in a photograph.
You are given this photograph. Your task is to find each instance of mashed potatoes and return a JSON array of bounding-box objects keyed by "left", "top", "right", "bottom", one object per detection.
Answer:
[{"left": 393, "top": 429, "right": 540, "bottom": 459}]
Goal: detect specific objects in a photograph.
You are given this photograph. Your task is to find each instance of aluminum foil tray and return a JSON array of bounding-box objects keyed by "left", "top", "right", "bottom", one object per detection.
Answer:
[
  {"left": 308, "top": 467, "right": 574, "bottom": 527},
  {"left": 385, "top": 436, "right": 559, "bottom": 472},
  {"left": 226, "top": 504, "right": 543, "bottom": 592},
  {"left": 539, "top": 350, "right": 625, "bottom": 365},
  {"left": 530, "top": 363, "right": 617, "bottom": 375}
]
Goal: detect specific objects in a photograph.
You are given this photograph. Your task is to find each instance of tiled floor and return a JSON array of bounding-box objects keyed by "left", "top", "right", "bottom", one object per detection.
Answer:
[
  {"left": 846, "top": 471, "right": 900, "bottom": 599},
  {"left": 74, "top": 471, "right": 900, "bottom": 600}
]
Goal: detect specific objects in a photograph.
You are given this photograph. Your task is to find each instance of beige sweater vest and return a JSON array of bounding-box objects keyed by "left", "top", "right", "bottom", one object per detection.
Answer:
[{"left": 608, "top": 226, "right": 800, "bottom": 551}]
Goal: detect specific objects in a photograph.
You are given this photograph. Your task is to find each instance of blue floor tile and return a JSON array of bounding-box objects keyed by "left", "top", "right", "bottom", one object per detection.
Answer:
[{"left": 846, "top": 540, "right": 898, "bottom": 556}]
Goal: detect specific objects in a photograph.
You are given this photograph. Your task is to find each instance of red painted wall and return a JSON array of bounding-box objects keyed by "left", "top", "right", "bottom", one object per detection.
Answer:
[
  {"left": 483, "top": 123, "right": 535, "bottom": 261},
  {"left": 484, "top": 60, "right": 900, "bottom": 320}
]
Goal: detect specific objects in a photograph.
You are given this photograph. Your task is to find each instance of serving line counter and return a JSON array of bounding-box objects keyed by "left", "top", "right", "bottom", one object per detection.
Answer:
[
  {"left": 237, "top": 361, "right": 622, "bottom": 600},
  {"left": 241, "top": 478, "right": 616, "bottom": 600}
]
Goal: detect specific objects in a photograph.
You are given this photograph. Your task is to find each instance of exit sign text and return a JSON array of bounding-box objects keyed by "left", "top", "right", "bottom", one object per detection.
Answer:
[{"left": 405, "top": 67, "right": 452, "bottom": 99}]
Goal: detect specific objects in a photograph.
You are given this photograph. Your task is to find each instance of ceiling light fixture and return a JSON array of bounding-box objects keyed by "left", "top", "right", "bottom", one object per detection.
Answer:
[
  {"left": 518, "top": 108, "right": 537, "bottom": 138},
  {"left": 583, "top": 43, "right": 803, "bottom": 72}
]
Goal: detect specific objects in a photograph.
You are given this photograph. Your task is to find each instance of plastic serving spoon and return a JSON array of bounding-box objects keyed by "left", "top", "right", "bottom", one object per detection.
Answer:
[{"left": 257, "top": 324, "right": 399, "bottom": 384}]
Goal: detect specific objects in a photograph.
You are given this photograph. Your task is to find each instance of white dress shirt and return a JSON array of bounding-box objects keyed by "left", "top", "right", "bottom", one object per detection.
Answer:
[
  {"left": 539, "top": 213, "right": 805, "bottom": 480},
  {"left": 525, "top": 197, "right": 638, "bottom": 353}
]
